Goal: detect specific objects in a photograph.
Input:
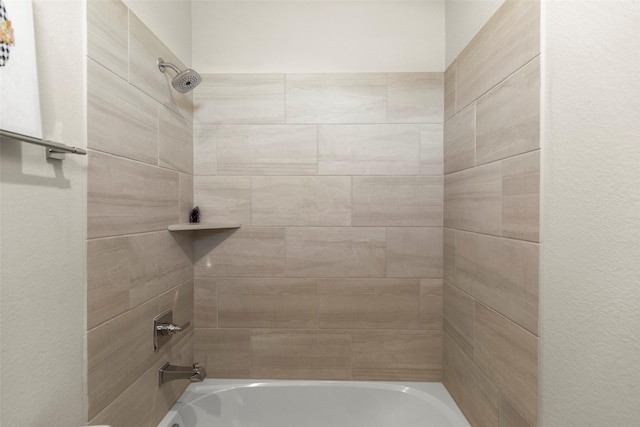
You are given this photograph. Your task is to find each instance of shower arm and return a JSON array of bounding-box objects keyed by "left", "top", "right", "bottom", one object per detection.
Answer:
[{"left": 157, "top": 58, "right": 181, "bottom": 75}]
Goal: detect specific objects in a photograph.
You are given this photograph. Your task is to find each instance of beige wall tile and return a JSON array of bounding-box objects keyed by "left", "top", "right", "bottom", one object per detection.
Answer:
[
  {"left": 218, "top": 278, "right": 318, "bottom": 328},
  {"left": 159, "top": 106, "right": 193, "bottom": 174},
  {"left": 456, "top": 231, "right": 539, "bottom": 334},
  {"left": 88, "top": 281, "right": 193, "bottom": 418},
  {"left": 286, "top": 73, "right": 386, "bottom": 124},
  {"left": 89, "top": 334, "right": 194, "bottom": 427},
  {"left": 194, "top": 176, "right": 251, "bottom": 224},
  {"left": 420, "top": 279, "right": 443, "bottom": 330},
  {"left": 386, "top": 227, "right": 443, "bottom": 278},
  {"left": 195, "top": 228, "right": 285, "bottom": 277},
  {"left": 444, "top": 281, "right": 475, "bottom": 358},
  {"left": 456, "top": 0, "right": 540, "bottom": 111},
  {"left": 217, "top": 125, "right": 318, "bottom": 175},
  {"left": 87, "top": 59, "right": 158, "bottom": 165},
  {"left": 500, "top": 396, "right": 533, "bottom": 427},
  {"left": 128, "top": 12, "right": 192, "bottom": 121},
  {"left": 285, "top": 227, "right": 385, "bottom": 278},
  {"left": 128, "top": 231, "right": 193, "bottom": 308},
  {"left": 179, "top": 173, "right": 194, "bottom": 224},
  {"left": 444, "top": 228, "right": 456, "bottom": 284},
  {"left": 474, "top": 303, "right": 538, "bottom": 425},
  {"left": 87, "top": 237, "right": 130, "bottom": 329},
  {"left": 420, "top": 124, "right": 444, "bottom": 176},
  {"left": 387, "top": 73, "right": 444, "bottom": 124},
  {"left": 87, "top": 0, "right": 128, "bottom": 79},
  {"left": 443, "top": 335, "right": 500, "bottom": 427},
  {"left": 352, "top": 176, "right": 443, "bottom": 227},
  {"left": 318, "top": 279, "right": 420, "bottom": 329},
  {"left": 476, "top": 57, "right": 540, "bottom": 165},
  {"left": 195, "top": 329, "right": 251, "bottom": 378},
  {"left": 444, "top": 161, "right": 502, "bottom": 236},
  {"left": 502, "top": 151, "right": 540, "bottom": 242},
  {"left": 194, "top": 74, "right": 285, "bottom": 124},
  {"left": 352, "top": 330, "right": 442, "bottom": 381},
  {"left": 251, "top": 329, "right": 352, "bottom": 379},
  {"left": 252, "top": 176, "right": 351, "bottom": 226},
  {"left": 319, "top": 124, "right": 422, "bottom": 175},
  {"left": 193, "top": 125, "right": 217, "bottom": 175},
  {"left": 195, "top": 278, "right": 217, "bottom": 328},
  {"left": 444, "top": 103, "right": 475, "bottom": 174},
  {"left": 88, "top": 151, "right": 179, "bottom": 238},
  {"left": 444, "top": 61, "right": 457, "bottom": 122}
]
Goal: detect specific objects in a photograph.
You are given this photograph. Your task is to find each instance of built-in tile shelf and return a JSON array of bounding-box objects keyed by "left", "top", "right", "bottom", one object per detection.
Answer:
[{"left": 168, "top": 224, "right": 241, "bottom": 231}]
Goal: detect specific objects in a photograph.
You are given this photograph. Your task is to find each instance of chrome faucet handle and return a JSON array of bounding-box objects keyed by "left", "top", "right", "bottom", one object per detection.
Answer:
[{"left": 156, "top": 321, "right": 191, "bottom": 336}]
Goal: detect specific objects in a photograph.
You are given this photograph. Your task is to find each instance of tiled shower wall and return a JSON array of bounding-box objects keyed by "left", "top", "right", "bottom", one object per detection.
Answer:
[
  {"left": 192, "top": 73, "right": 445, "bottom": 380},
  {"left": 85, "top": 1, "right": 194, "bottom": 425},
  {"left": 442, "top": 1, "right": 540, "bottom": 427}
]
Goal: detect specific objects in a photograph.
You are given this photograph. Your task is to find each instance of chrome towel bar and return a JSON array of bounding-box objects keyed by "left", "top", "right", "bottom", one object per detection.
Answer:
[{"left": 0, "top": 128, "right": 87, "bottom": 160}]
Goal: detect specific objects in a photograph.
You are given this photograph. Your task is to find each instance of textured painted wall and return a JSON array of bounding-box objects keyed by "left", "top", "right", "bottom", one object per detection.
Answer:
[
  {"left": 192, "top": 1, "right": 445, "bottom": 73},
  {"left": 0, "top": 0, "right": 86, "bottom": 425},
  {"left": 540, "top": 1, "right": 640, "bottom": 425}
]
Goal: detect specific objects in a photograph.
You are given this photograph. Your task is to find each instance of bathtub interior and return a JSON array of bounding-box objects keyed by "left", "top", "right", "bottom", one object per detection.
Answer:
[{"left": 157, "top": 380, "right": 470, "bottom": 427}]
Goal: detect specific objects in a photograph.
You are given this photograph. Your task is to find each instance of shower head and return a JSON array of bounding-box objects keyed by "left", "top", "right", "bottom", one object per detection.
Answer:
[{"left": 157, "top": 58, "right": 202, "bottom": 93}]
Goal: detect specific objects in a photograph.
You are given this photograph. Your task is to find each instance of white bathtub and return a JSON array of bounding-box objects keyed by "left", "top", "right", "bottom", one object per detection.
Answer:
[{"left": 156, "top": 379, "right": 470, "bottom": 427}]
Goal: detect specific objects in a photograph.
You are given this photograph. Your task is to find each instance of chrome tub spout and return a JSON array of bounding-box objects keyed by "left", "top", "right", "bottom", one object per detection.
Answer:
[{"left": 159, "top": 362, "right": 207, "bottom": 386}]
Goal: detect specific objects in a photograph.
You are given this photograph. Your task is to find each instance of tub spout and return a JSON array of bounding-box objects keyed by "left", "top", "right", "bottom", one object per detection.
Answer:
[{"left": 159, "top": 362, "right": 207, "bottom": 386}]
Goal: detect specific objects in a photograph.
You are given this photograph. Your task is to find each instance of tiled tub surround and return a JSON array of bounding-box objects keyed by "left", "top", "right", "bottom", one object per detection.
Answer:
[
  {"left": 192, "top": 72, "right": 445, "bottom": 382},
  {"left": 86, "top": 0, "right": 194, "bottom": 426},
  {"left": 443, "top": 1, "right": 540, "bottom": 427}
]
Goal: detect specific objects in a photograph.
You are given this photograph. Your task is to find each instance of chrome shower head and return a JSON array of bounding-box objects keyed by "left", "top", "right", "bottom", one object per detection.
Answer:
[{"left": 157, "top": 58, "right": 202, "bottom": 93}]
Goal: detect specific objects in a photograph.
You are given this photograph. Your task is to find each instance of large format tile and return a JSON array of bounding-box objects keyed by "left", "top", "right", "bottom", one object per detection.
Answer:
[
  {"left": 474, "top": 303, "right": 538, "bottom": 425},
  {"left": 128, "top": 231, "right": 193, "bottom": 308},
  {"left": 352, "top": 176, "right": 442, "bottom": 227},
  {"left": 87, "top": 237, "right": 130, "bottom": 329},
  {"left": 386, "top": 227, "right": 443, "bottom": 278},
  {"left": 420, "top": 279, "right": 443, "bottom": 330},
  {"left": 420, "top": 124, "right": 444, "bottom": 176},
  {"left": 444, "top": 162, "right": 502, "bottom": 236},
  {"left": 444, "top": 228, "right": 456, "bottom": 284},
  {"left": 285, "top": 227, "right": 386, "bottom": 278},
  {"left": 87, "top": 0, "right": 128, "bottom": 78},
  {"left": 194, "top": 176, "right": 251, "bottom": 224},
  {"left": 455, "top": 231, "right": 539, "bottom": 334},
  {"left": 252, "top": 176, "right": 351, "bottom": 226},
  {"left": 443, "top": 281, "right": 475, "bottom": 358},
  {"left": 194, "top": 278, "right": 217, "bottom": 328},
  {"left": 318, "top": 279, "right": 420, "bottom": 329},
  {"left": 319, "top": 125, "right": 422, "bottom": 175},
  {"left": 128, "top": 12, "right": 192, "bottom": 120},
  {"left": 387, "top": 73, "right": 444, "bottom": 124},
  {"left": 351, "top": 330, "right": 442, "bottom": 381},
  {"left": 251, "top": 330, "right": 351, "bottom": 380},
  {"left": 195, "top": 329, "right": 251, "bottom": 378},
  {"left": 87, "top": 59, "right": 158, "bottom": 165},
  {"left": 218, "top": 278, "right": 318, "bottom": 328},
  {"left": 217, "top": 125, "right": 318, "bottom": 175},
  {"left": 193, "top": 125, "right": 217, "bottom": 175},
  {"left": 195, "top": 228, "right": 285, "bottom": 277},
  {"left": 456, "top": 0, "right": 540, "bottom": 110},
  {"left": 444, "top": 103, "right": 475, "bottom": 174},
  {"left": 502, "top": 151, "right": 540, "bottom": 242},
  {"left": 476, "top": 57, "right": 540, "bottom": 165},
  {"left": 443, "top": 335, "right": 500, "bottom": 427},
  {"left": 179, "top": 173, "right": 194, "bottom": 224},
  {"left": 500, "top": 396, "right": 533, "bottom": 427},
  {"left": 286, "top": 73, "right": 386, "bottom": 123},
  {"left": 444, "top": 61, "right": 457, "bottom": 121},
  {"left": 88, "top": 151, "right": 179, "bottom": 238},
  {"left": 194, "top": 74, "right": 285, "bottom": 124},
  {"left": 159, "top": 106, "right": 193, "bottom": 174}
]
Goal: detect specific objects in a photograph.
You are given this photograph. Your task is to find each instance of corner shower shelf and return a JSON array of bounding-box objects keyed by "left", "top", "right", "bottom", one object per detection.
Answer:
[{"left": 167, "top": 223, "right": 241, "bottom": 232}]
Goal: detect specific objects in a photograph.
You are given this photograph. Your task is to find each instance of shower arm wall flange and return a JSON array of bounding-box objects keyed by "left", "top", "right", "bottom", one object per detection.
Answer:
[{"left": 157, "top": 57, "right": 181, "bottom": 75}]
